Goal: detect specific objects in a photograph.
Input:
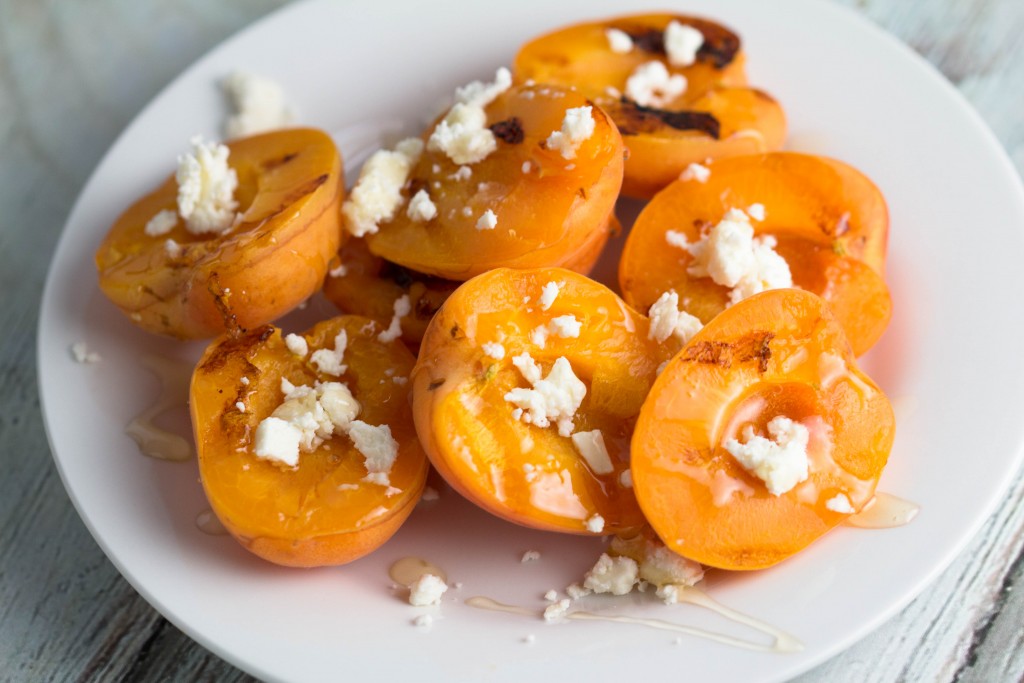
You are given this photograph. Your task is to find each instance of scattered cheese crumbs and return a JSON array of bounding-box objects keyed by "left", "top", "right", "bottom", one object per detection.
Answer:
[
  {"left": 310, "top": 329, "right": 348, "bottom": 375},
  {"left": 625, "top": 61, "right": 686, "bottom": 108},
  {"left": 342, "top": 137, "right": 424, "bottom": 237},
  {"left": 284, "top": 333, "right": 308, "bottom": 357},
  {"left": 408, "top": 573, "right": 448, "bottom": 606},
  {"left": 476, "top": 209, "right": 498, "bottom": 230},
  {"left": 539, "top": 281, "right": 561, "bottom": 310},
  {"left": 669, "top": 208, "right": 793, "bottom": 305},
  {"left": 619, "top": 469, "right": 633, "bottom": 488},
  {"left": 482, "top": 341, "right": 506, "bottom": 359},
  {"left": 222, "top": 71, "right": 294, "bottom": 138},
  {"left": 544, "top": 589, "right": 559, "bottom": 602},
  {"left": 585, "top": 514, "right": 605, "bottom": 534},
  {"left": 428, "top": 67, "right": 512, "bottom": 164},
  {"left": 543, "top": 599, "right": 571, "bottom": 622},
  {"left": 421, "top": 486, "right": 440, "bottom": 501},
  {"left": 610, "top": 533, "right": 704, "bottom": 589},
  {"left": 724, "top": 416, "right": 811, "bottom": 495},
  {"left": 566, "top": 583, "right": 590, "bottom": 600},
  {"left": 407, "top": 189, "right": 438, "bottom": 222},
  {"left": 235, "top": 401, "right": 245, "bottom": 413},
  {"left": 253, "top": 416, "right": 302, "bottom": 467},
  {"left": 413, "top": 614, "right": 433, "bottom": 628},
  {"left": 522, "top": 550, "right": 542, "bottom": 563},
  {"left": 450, "top": 165, "right": 473, "bottom": 181},
  {"left": 747, "top": 203, "right": 766, "bottom": 221},
  {"left": 529, "top": 325, "right": 549, "bottom": 349},
  {"left": 329, "top": 263, "right": 348, "bottom": 278},
  {"left": 656, "top": 584, "right": 680, "bottom": 605},
  {"left": 664, "top": 20, "right": 704, "bottom": 67},
  {"left": 825, "top": 492, "right": 855, "bottom": 513},
  {"left": 571, "top": 430, "right": 613, "bottom": 475},
  {"left": 70, "top": 342, "right": 101, "bottom": 364},
  {"left": 548, "top": 315, "right": 581, "bottom": 338},
  {"left": 545, "top": 106, "right": 595, "bottom": 160},
  {"left": 240, "top": 376, "right": 250, "bottom": 386},
  {"left": 504, "top": 353, "right": 587, "bottom": 437},
  {"left": 176, "top": 136, "right": 239, "bottom": 234},
  {"left": 605, "top": 27, "right": 634, "bottom": 53},
  {"left": 583, "top": 553, "right": 639, "bottom": 595},
  {"left": 144, "top": 209, "right": 178, "bottom": 236},
  {"left": 392, "top": 376, "right": 408, "bottom": 386},
  {"left": 317, "top": 381, "right": 360, "bottom": 430},
  {"left": 255, "top": 380, "right": 360, "bottom": 467},
  {"left": 349, "top": 420, "right": 400, "bottom": 486},
  {"left": 679, "top": 162, "right": 710, "bottom": 182},
  {"left": 521, "top": 160, "right": 532, "bottom": 173},
  {"left": 378, "top": 295, "right": 411, "bottom": 343},
  {"left": 523, "top": 634, "right": 536, "bottom": 644},
  {"left": 647, "top": 291, "right": 703, "bottom": 344},
  {"left": 164, "top": 239, "right": 182, "bottom": 258}
]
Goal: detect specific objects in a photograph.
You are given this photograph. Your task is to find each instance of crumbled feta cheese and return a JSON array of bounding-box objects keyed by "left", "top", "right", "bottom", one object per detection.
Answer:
[
  {"left": 310, "top": 329, "right": 348, "bottom": 375},
  {"left": 476, "top": 209, "right": 498, "bottom": 230},
  {"left": 240, "top": 376, "right": 250, "bottom": 386},
  {"left": 505, "top": 353, "right": 587, "bottom": 437},
  {"left": 378, "top": 295, "right": 411, "bottom": 343},
  {"left": 164, "top": 239, "right": 182, "bottom": 258},
  {"left": 408, "top": 573, "right": 448, "bottom": 606},
  {"left": 625, "top": 61, "right": 686, "bottom": 108},
  {"left": 566, "top": 583, "right": 590, "bottom": 600},
  {"left": 284, "top": 333, "right": 308, "bottom": 357},
  {"left": 679, "top": 162, "right": 710, "bottom": 182},
  {"left": 222, "top": 71, "right": 294, "bottom": 138},
  {"left": 317, "top": 381, "right": 360, "bottom": 430},
  {"left": 450, "top": 165, "right": 472, "bottom": 181},
  {"left": 412, "top": 614, "right": 433, "bottom": 628},
  {"left": 529, "top": 325, "right": 549, "bottom": 349},
  {"left": 407, "top": 189, "right": 438, "bottom": 222},
  {"left": 482, "top": 341, "right": 506, "bottom": 359},
  {"left": 669, "top": 208, "right": 793, "bottom": 305},
  {"left": 522, "top": 550, "right": 541, "bottom": 563},
  {"left": 724, "top": 416, "right": 811, "bottom": 495},
  {"left": 268, "top": 385, "right": 334, "bottom": 452},
  {"left": 571, "top": 430, "right": 613, "bottom": 475},
  {"left": 619, "top": 469, "right": 633, "bottom": 488},
  {"left": 664, "top": 20, "right": 704, "bottom": 67},
  {"left": 349, "top": 420, "right": 400, "bottom": 486},
  {"left": 521, "top": 161, "right": 532, "bottom": 173},
  {"left": 545, "top": 106, "right": 595, "bottom": 160},
  {"left": 235, "top": 401, "right": 246, "bottom": 412},
  {"left": 539, "top": 281, "right": 560, "bottom": 310},
  {"left": 342, "top": 137, "right": 424, "bottom": 237},
  {"left": 543, "top": 599, "right": 571, "bottom": 622},
  {"left": 523, "top": 634, "right": 536, "bottom": 644},
  {"left": 548, "top": 315, "right": 581, "bottom": 338},
  {"left": 656, "top": 584, "right": 680, "bottom": 605},
  {"left": 144, "top": 209, "right": 178, "bottom": 236},
  {"left": 543, "top": 589, "right": 559, "bottom": 602},
  {"left": 428, "top": 68, "right": 512, "bottom": 165},
  {"left": 176, "top": 136, "right": 239, "bottom": 234},
  {"left": 647, "top": 291, "right": 703, "bottom": 344},
  {"left": 585, "top": 514, "right": 605, "bottom": 534},
  {"left": 826, "top": 492, "right": 855, "bottom": 513},
  {"left": 329, "top": 263, "right": 348, "bottom": 278},
  {"left": 421, "top": 486, "right": 440, "bottom": 501},
  {"left": 583, "top": 553, "right": 639, "bottom": 595},
  {"left": 747, "top": 203, "right": 766, "bottom": 221},
  {"left": 605, "top": 28, "right": 634, "bottom": 53},
  {"left": 69, "top": 341, "right": 101, "bottom": 364},
  {"left": 253, "top": 416, "right": 302, "bottom": 467}
]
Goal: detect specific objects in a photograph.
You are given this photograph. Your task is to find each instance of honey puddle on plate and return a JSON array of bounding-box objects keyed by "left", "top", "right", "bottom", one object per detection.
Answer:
[
  {"left": 195, "top": 508, "right": 228, "bottom": 535},
  {"left": 845, "top": 492, "right": 920, "bottom": 529},
  {"left": 467, "top": 586, "right": 803, "bottom": 653},
  {"left": 125, "top": 354, "right": 193, "bottom": 461},
  {"left": 390, "top": 557, "right": 448, "bottom": 586}
]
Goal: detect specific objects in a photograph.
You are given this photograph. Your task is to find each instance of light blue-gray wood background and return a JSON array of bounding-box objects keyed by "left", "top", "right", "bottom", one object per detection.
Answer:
[{"left": 2, "top": 1, "right": 1022, "bottom": 680}]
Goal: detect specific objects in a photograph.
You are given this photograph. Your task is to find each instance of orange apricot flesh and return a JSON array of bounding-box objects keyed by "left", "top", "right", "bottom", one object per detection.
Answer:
[
  {"left": 190, "top": 316, "right": 428, "bottom": 567},
  {"left": 364, "top": 83, "right": 624, "bottom": 280},
  {"left": 96, "top": 128, "right": 344, "bottom": 339},
  {"left": 631, "top": 289, "right": 895, "bottom": 570},
  {"left": 412, "top": 268, "right": 670, "bottom": 535},
  {"left": 619, "top": 152, "right": 891, "bottom": 355}
]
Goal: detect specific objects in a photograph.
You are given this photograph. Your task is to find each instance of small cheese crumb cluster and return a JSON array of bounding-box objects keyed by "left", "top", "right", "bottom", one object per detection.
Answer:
[
  {"left": 625, "top": 61, "right": 686, "bottom": 108},
  {"left": 664, "top": 20, "right": 705, "bottom": 67},
  {"left": 679, "top": 162, "right": 711, "bottom": 183},
  {"left": 475, "top": 209, "right": 498, "bottom": 231},
  {"left": 70, "top": 341, "right": 101, "bottom": 364},
  {"left": 406, "top": 189, "right": 438, "bottom": 222},
  {"left": 666, "top": 207, "right": 792, "bottom": 305},
  {"left": 570, "top": 430, "right": 613, "bottom": 475},
  {"left": 378, "top": 295, "right": 411, "bottom": 343},
  {"left": 538, "top": 281, "right": 561, "bottom": 310},
  {"left": 175, "top": 136, "right": 240, "bottom": 235},
  {"left": 222, "top": 70, "right": 294, "bottom": 139},
  {"left": 724, "top": 416, "right": 811, "bottom": 495},
  {"left": 521, "top": 550, "right": 541, "bottom": 563},
  {"left": 428, "top": 67, "right": 513, "bottom": 165},
  {"left": 504, "top": 353, "right": 586, "bottom": 437},
  {"left": 605, "top": 28, "right": 634, "bottom": 54},
  {"left": 408, "top": 573, "right": 448, "bottom": 606},
  {"left": 568, "top": 535, "right": 704, "bottom": 605},
  {"left": 825, "top": 492, "right": 855, "bottom": 513},
  {"left": 545, "top": 106, "right": 595, "bottom": 160},
  {"left": 647, "top": 291, "right": 703, "bottom": 345},
  {"left": 342, "top": 138, "right": 424, "bottom": 237},
  {"left": 144, "top": 209, "right": 178, "bottom": 237},
  {"left": 310, "top": 329, "right": 348, "bottom": 376}
]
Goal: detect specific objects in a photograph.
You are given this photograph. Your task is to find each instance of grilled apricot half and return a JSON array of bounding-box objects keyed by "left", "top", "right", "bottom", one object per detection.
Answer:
[
  {"left": 632, "top": 289, "right": 895, "bottom": 570},
  {"left": 190, "top": 315, "right": 427, "bottom": 567}
]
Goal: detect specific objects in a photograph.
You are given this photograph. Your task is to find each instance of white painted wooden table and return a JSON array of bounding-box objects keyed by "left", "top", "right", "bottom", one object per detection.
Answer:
[{"left": 2, "top": 1, "right": 1022, "bottom": 680}]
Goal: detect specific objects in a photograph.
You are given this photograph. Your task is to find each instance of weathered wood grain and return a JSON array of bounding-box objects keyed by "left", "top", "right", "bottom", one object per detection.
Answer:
[{"left": 1, "top": 0, "right": 1022, "bottom": 681}]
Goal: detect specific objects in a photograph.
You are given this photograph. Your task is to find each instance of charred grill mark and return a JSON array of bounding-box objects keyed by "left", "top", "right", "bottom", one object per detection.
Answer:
[
  {"left": 279, "top": 173, "right": 329, "bottom": 206},
  {"left": 262, "top": 152, "right": 299, "bottom": 170},
  {"left": 629, "top": 28, "right": 664, "bottom": 54},
  {"left": 208, "top": 273, "right": 243, "bottom": 338},
  {"left": 380, "top": 261, "right": 416, "bottom": 289},
  {"left": 198, "top": 324, "right": 275, "bottom": 373},
  {"left": 414, "top": 296, "right": 441, "bottom": 319},
  {"left": 681, "top": 331, "right": 774, "bottom": 373},
  {"left": 141, "top": 285, "right": 166, "bottom": 302},
  {"left": 490, "top": 117, "right": 524, "bottom": 144},
  {"left": 450, "top": 324, "right": 462, "bottom": 340},
  {"left": 577, "top": 187, "right": 587, "bottom": 200},
  {"left": 625, "top": 19, "right": 740, "bottom": 68},
  {"left": 616, "top": 98, "right": 720, "bottom": 138}
]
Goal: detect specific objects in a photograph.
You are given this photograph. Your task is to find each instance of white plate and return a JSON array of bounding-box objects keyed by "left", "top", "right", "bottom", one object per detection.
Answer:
[{"left": 38, "top": 0, "right": 1024, "bottom": 681}]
